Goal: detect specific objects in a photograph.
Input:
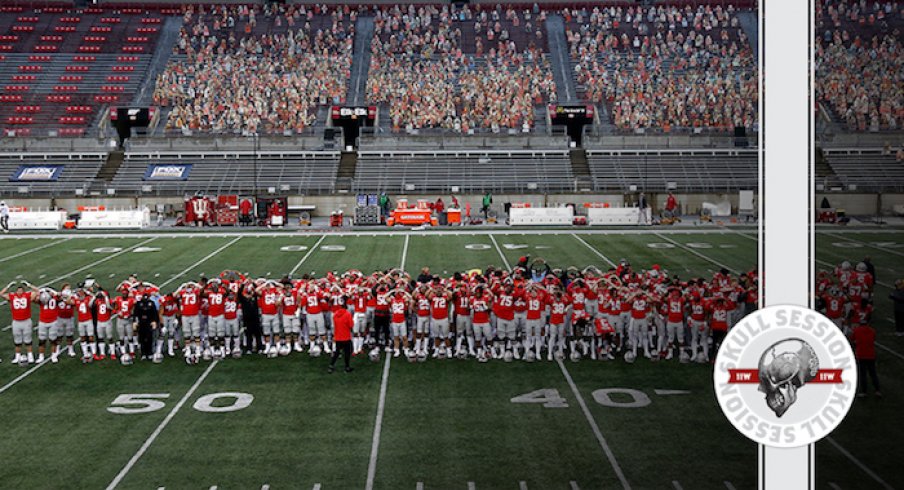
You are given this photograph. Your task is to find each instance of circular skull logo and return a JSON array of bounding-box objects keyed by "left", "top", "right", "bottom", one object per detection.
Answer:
[{"left": 714, "top": 305, "right": 857, "bottom": 448}]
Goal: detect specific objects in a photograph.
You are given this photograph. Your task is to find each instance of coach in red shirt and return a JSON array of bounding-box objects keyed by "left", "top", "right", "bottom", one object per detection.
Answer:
[
  {"left": 329, "top": 297, "right": 354, "bottom": 373},
  {"left": 850, "top": 323, "right": 881, "bottom": 398}
]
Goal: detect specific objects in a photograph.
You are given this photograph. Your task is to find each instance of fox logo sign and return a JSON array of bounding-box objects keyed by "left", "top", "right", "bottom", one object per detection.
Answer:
[
  {"left": 144, "top": 164, "right": 192, "bottom": 181},
  {"left": 714, "top": 305, "right": 857, "bottom": 448},
  {"left": 11, "top": 165, "right": 63, "bottom": 182}
]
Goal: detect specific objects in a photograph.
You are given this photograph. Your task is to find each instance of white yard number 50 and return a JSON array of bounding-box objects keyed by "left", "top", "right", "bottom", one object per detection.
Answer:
[{"left": 107, "top": 392, "right": 253, "bottom": 414}]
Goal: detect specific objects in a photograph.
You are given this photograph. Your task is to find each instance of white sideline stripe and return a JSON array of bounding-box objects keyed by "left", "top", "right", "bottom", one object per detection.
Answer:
[
  {"left": 828, "top": 483, "right": 842, "bottom": 490},
  {"left": 400, "top": 234, "right": 410, "bottom": 271},
  {"left": 106, "top": 360, "right": 219, "bottom": 490},
  {"left": 364, "top": 354, "right": 392, "bottom": 490},
  {"left": 723, "top": 481, "right": 737, "bottom": 490},
  {"left": 569, "top": 481, "right": 580, "bottom": 490},
  {"left": 671, "top": 481, "right": 683, "bottom": 490},
  {"left": 826, "top": 437, "right": 893, "bottom": 489},
  {"left": 653, "top": 233, "right": 738, "bottom": 273},
  {"left": 1, "top": 237, "right": 159, "bottom": 330},
  {"left": 0, "top": 228, "right": 763, "bottom": 240},
  {"left": 0, "top": 347, "right": 70, "bottom": 395},
  {"left": 0, "top": 238, "right": 70, "bottom": 263},
  {"left": 572, "top": 233, "right": 616, "bottom": 268},
  {"left": 557, "top": 360, "right": 630, "bottom": 489},
  {"left": 289, "top": 235, "right": 326, "bottom": 275},
  {"left": 518, "top": 481, "right": 528, "bottom": 490},
  {"left": 823, "top": 232, "right": 904, "bottom": 259},
  {"left": 487, "top": 234, "right": 512, "bottom": 271},
  {"left": 467, "top": 482, "right": 476, "bottom": 490}
]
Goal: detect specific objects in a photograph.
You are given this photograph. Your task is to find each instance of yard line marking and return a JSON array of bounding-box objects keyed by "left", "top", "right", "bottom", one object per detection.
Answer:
[
  {"left": 823, "top": 232, "right": 904, "bottom": 259},
  {"left": 0, "top": 347, "right": 70, "bottom": 395},
  {"left": 569, "top": 481, "right": 581, "bottom": 490},
  {"left": 487, "top": 234, "right": 512, "bottom": 271},
  {"left": 417, "top": 482, "right": 424, "bottom": 490},
  {"left": 0, "top": 237, "right": 71, "bottom": 263},
  {"left": 260, "top": 485, "right": 270, "bottom": 490},
  {"left": 365, "top": 353, "right": 392, "bottom": 490},
  {"left": 828, "top": 483, "right": 842, "bottom": 490},
  {"left": 519, "top": 481, "right": 528, "bottom": 490},
  {"left": 672, "top": 481, "right": 684, "bottom": 490},
  {"left": 400, "top": 234, "right": 410, "bottom": 271},
  {"left": 557, "top": 360, "right": 631, "bottom": 489},
  {"left": 825, "top": 437, "right": 892, "bottom": 489},
  {"left": 723, "top": 481, "right": 737, "bottom": 490},
  {"left": 312, "top": 484, "right": 321, "bottom": 490},
  {"left": 653, "top": 233, "right": 738, "bottom": 273},
  {"left": 106, "top": 360, "right": 220, "bottom": 490},
  {"left": 572, "top": 234, "right": 616, "bottom": 268},
  {"left": 289, "top": 235, "right": 326, "bottom": 276},
  {"left": 157, "top": 237, "right": 243, "bottom": 289},
  {"left": 467, "top": 482, "right": 476, "bottom": 490}
]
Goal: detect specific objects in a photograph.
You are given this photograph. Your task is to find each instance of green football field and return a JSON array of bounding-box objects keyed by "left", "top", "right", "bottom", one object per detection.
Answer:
[{"left": 0, "top": 228, "right": 901, "bottom": 490}]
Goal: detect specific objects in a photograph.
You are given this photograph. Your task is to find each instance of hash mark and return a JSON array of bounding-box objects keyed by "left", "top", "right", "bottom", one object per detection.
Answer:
[
  {"left": 417, "top": 483, "right": 424, "bottom": 490},
  {"left": 672, "top": 481, "right": 684, "bottom": 490},
  {"left": 723, "top": 482, "right": 737, "bottom": 490},
  {"left": 519, "top": 481, "right": 528, "bottom": 490},
  {"left": 467, "top": 482, "right": 476, "bottom": 490},
  {"left": 570, "top": 481, "right": 581, "bottom": 490}
]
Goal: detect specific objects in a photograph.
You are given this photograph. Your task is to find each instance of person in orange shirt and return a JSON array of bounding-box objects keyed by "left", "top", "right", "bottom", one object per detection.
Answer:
[
  {"left": 328, "top": 296, "right": 354, "bottom": 373},
  {"left": 850, "top": 322, "right": 881, "bottom": 398}
]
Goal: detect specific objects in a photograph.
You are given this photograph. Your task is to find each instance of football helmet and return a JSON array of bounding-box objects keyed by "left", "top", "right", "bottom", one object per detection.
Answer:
[
  {"left": 120, "top": 353, "right": 133, "bottom": 366},
  {"left": 309, "top": 345, "right": 322, "bottom": 357},
  {"left": 278, "top": 345, "right": 291, "bottom": 357},
  {"left": 368, "top": 348, "right": 381, "bottom": 362},
  {"left": 570, "top": 350, "right": 582, "bottom": 362},
  {"left": 696, "top": 352, "right": 708, "bottom": 364},
  {"left": 554, "top": 350, "right": 565, "bottom": 361},
  {"left": 624, "top": 351, "right": 637, "bottom": 363},
  {"left": 417, "top": 351, "right": 427, "bottom": 363},
  {"left": 524, "top": 350, "right": 536, "bottom": 363},
  {"left": 503, "top": 351, "right": 514, "bottom": 363},
  {"left": 153, "top": 352, "right": 163, "bottom": 363},
  {"left": 202, "top": 349, "right": 212, "bottom": 361}
]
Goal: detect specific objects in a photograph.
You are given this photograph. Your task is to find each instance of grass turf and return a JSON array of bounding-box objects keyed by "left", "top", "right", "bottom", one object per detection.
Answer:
[{"left": 0, "top": 229, "right": 899, "bottom": 489}]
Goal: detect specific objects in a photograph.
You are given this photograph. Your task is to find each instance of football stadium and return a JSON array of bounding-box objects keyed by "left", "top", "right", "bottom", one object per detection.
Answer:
[{"left": 0, "top": 0, "right": 901, "bottom": 489}]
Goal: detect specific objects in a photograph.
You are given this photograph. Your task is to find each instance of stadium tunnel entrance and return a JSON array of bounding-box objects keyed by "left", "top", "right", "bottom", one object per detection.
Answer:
[
  {"left": 329, "top": 106, "right": 376, "bottom": 149},
  {"left": 549, "top": 105, "right": 595, "bottom": 147}
]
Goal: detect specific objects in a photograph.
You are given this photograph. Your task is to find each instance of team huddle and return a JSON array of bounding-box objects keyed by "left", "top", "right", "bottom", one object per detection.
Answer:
[{"left": 1, "top": 257, "right": 760, "bottom": 367}]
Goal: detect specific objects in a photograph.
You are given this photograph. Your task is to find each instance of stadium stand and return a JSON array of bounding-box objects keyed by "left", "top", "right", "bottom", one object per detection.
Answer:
[
  {"left": 815, "top": 0, "right": 903, "bottom": 132},
  {"left": 0, "top": 7, "right": 165, "bottom": 137},
  {"left": 586, "top": 149, "right": 757, "bottom": 192},
  {"left": 353, "top": 149, "right": 573, "bottom": 193},
  {"left": 0, "top": 150, "right": 106, "bottom": 195},
  {"left": 112, "top": 150, "right": 340, "bottom": 194},
  {"left": 822, "top": 148, "right": 904, "bottom": 191}
]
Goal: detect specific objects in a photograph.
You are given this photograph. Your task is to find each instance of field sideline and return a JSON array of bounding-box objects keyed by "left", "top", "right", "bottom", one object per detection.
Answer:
[{"left": 0, "top": 228, "right": 901, "bottom": 489}]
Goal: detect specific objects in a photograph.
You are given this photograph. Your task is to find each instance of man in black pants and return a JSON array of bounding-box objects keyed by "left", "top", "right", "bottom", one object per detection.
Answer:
[
  {"left": 373, "top": 284, "right": 391, "bottom": 351},
  {"left": 239, "top": 284, "right": 263, "bottom": 354},
  {"left": 329, "top": 296, "right": 354, "bottom": 373},
  {"left": 890, "top": 279, "right": 904, "bottom": 336},
  {"left": 131, "top": 293, "right": 158, "bottom": 360}
]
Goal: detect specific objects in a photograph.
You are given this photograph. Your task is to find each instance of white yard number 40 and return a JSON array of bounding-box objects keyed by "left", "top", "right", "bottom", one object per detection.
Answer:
[
  {"left": 512, "top": 388, "right": 677, "bottom": 409},
  {"left": 107, "top": 392, "right": 254, "bottom": 414}
]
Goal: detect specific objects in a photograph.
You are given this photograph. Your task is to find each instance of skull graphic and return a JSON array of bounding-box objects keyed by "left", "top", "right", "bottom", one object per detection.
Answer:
[{"left": 758, "top": 339, "right": 820, "bottom": 418}]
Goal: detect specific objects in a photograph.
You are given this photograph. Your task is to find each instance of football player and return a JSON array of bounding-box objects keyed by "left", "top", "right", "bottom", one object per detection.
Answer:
[
  {"left": 494, "top": 283, "right": 519, "bottom": 360},
  {"left": 663, "top": 288, "right": 686, "bottom": 360},
  {"left": 93, "top": 289, "right": 115, "bottom": 360},
  {"left": 708, "top": 294, "right": 732, "bottom": 361},
  {"left": 413, "top": 286, "right": 432, "bottom": 358},
  {"left": 204, "top": 279, "right": 228, "bottom": 358},
  {"left": 470, "top": 285, "right": 494, "bottom": 361},
  {"left": 688, "top": 294, "right": 709, "bottom": 362},
  {"left": 627, "top": 288, "right": 652, "bottom": 359},
  {"left": 174, "top": 282, "right": 202, "bottom": 362},
  {"left": 257, "top": 281, "right": 282, "bottom": 356},
  {"left": 547, "top": 288, "right": 570, "bottom": 361},
  {"left": 223, "top": 290, "right": 240, "bottom": 356},
  {"left": 427, "top": 282, "right": 453, "bottom": 358},
  {"left": 372, "top": 283, "right": 392, "bottom": 352},
  {"left": 34, "top": 287, "right": 60, "bottom": 363},
  {"left": 593, "top": 313, "right": 617, "bottom": 360},
  {"left": 389, "top": 289, "right": 412, "bottom": 358},
  {"left": 301, "top": 285, "right": 328, "bottom": 354},
  {"left": 351, "top": 285, "right": 371, "bottom": 355},
  {"left": 452, "top": 283, "right": 474, "bottom": 357},
  {"left": 159, "top": 292, "right": 180, "bottom": 357},
  {"left": 57, "top": 283, "right": 77, "bottom": 358},
  {"left": 281, "top": 282, "right": 302, "bottom": 353},
  {"left": 72, "top": 288, "right": 96, "bottom": 361},
  {"left": 113, "top": 289, "right": 135, "bottom": 358},
  {"left": 523, "top": 285, "right": 546, "bottom": 360},
  {"left": 1, "top": 281, "right": 39, "bottom": 365}
]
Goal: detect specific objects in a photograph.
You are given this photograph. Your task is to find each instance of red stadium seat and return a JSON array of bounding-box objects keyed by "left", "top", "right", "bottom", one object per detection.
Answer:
[
  {"left": 0, "top": 7, "right": 24, "bottom": 12},
  {"left": 122, "top": 46, "right": 145, "bottom": 53},
  {"left": 116, "top": 56, "right": 140, "bottom": 63},
  {"left": 59, "top": 116, "right": 86, "bottom": 125},
  {"left": 59, "top": 17, "right": 81, "bottom": 23},
  {"left": 84, "top": 7, "right": 103, "bottom": 14},
  {"left": 107, "top": 75, "right": 130, "bottom": 82},
  {"left": 94, "top": 95, "right": 119, "bottom": 103},
  {"left": 126, "top": 37, "right": 149, "bottom": 43},
  {"left": 66, "top": 106, "right": 92, "bottom": 114},
  {"left": 141, "top": 18, "right": 162, "bottom": 24},
  {"left": 58, "top": 128, "right": 85, "bottom": 136},
  {"left": 100, "top": 17, "right": 121, "bottom": 24},
  {"left": 44, "top": 7, "right": 65, "bottom": 13},
  {"left": 72, "top": 56, "right": 96, "bottom": 62},
  {"left": 0, "top": 35, "right": 18, "bottom": 42},
  {"left": 59, "top": 75, "right": 83, "bottom": 82},
  {"left": 84, "top": 36, "right": 107, "bottom": 43},
  {"left": 11, "top": 75, "right": 36, "bottom": 82},
  {"left": 136, "top": 27, "right": 158, "bottom": 34},
  {"left": 7, "top": 116, "right": 34, "bottom": 124},
  {"left": 46, "top": 94, "right": 72, "bottom": 103},
  {"left": 78, "top": 46, "right": 101, "bottom": 53},
  {"left": 122, "top": 8, "right": 143, "bottom": 14},
  {"left": 17, "top": 16, "right": 39, "bottom": 23},
  {"left": 12, "top": 26, "right": 35, "bottom": 32},
  {"left": 53, "top": 85, "right": 79, "bottom": 92},
  {"left": 28, "top": 55, "right": 52, "bottom": 62},
  {"left": 65, "top": 66, "right": 90, "bottom": 72},
  {"left": 4, "top": 85, "right": 30, "bottom": 92},
  {"left": 14, "top": 106, "right": 40, "bottom": 113},
  {"left": 90, "top": 26, "right": 113, "bottom": 33},
  {"left": 40, "top": 35, "right": 63, "bottom": 42},
  {"left": 33, "top": 45, "right": 59, "bottom": 52},
  {"left": 101, "top": 85, "right": 125, "bottom": 93},
  {"left": 55, "top": 26, "right": 77, "bottom": 33},
  {"left": 18, "top": 66, "right": 42, "bottom": 72},
  {"left": 111, "top": 66, "right": 135, "bottom": 72},
  {"left": 0, "top": 95, "right": 24, "bottom": 102}
]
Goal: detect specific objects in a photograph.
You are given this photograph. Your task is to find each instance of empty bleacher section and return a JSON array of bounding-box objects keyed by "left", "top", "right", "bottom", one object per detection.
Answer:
[
  {"left": 822, "top": 148, "right": 904, "bottom": 191},
  {"left": 586, "top": 149, "right": 757, "bottom": 192},
  {"left": 565, "top": 3, "right": 758, "bottom": 134},
  {"left": 366, "top": 4, "right": 556, "bottom": 134},
  {"left": 152, "top": 4, "right": 353, "bottom": 135},
  {"left": 353, "top": 149, "right": 573, "bottom": 193},
  {"left": 0, "top": 5, "right": 167, "bottom": 137},
  {"left": 0, "top": 150, "right": 105, "bottom": 196},
  {"left": 111, "top": 150, "right": 339, "bottom": 195},
  {"left": 815, "top": 0, "right": 903, "bottom": 132}
]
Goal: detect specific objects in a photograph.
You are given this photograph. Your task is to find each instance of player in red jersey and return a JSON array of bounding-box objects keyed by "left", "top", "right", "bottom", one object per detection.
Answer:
[
  {"left": 593, "top": 314, "right": 617, "bottom": 360},
  {"left": 57, "top": 283, "right": 77, "bottom": 358},
  {"left": 301, "top": 285, "right": 328, "bottom": 355},
  {"left": 223, "top": 290, "right": 240, "bottom": 356},
  {"left": 413, "top": 286, "right": 432, "bottom": 358},
  {"left": 389, "top": 289, "right": 412, "bottom": 358},
  {"left": 72, "top": 288, "right": 96, "bottom": 361},
  {"left": 204, "top": 280, "right": 229, "bottom": 358},
  {"left": 281, "top": 282, "right": 302, "bottom": 353},
  {"left": 159, "top": 292, "right": 180, "bottom": 357},
  {"left": 257, "top": 281, "right": 282, "bottom": 356},
  {"left": 452, "top": 284, "right": 474, "bottom": 357},
  {"left": 547, "top": 289, "right": 570, "bottom": 361},
  {"left": 174, "top": 282, "right": 202, "bottom": 362},
  {"left": 494, "top": 283, "right": 519, "bottom": 360},
  {"left": 708, "top": 295, "right": 732, "bottom": 360},
  {"left": 93, "top": 289, "right": 115, "bottom": 360},
  {"left": 2, "top": 281, "right": 39, "bottom": 365},
  {"left": 351, "top": 286, "right": 372, "bottom": 355},
  {"left": 627, "top": 288, "right": 652, "bottom": 359},
  {"left": 113, "top": 289, "right": 136, "bottom": 358},
  {"left": 688, "top": 294, "right": 709, "bottom": 362},
  {"left": 427, "top": 283, "right": 453, "bottom": 358},
  {"left": 470, "top": 285, "right": 494, "bottom": 361},
  {"left": 663, "top": 288, "right": 686, "bottom": 360},
  {"left": 822, "top": 286, "right": 848, "bottom": 333},
  {"left": 33, "top": 287, "right": 60, "bottom": 364}
]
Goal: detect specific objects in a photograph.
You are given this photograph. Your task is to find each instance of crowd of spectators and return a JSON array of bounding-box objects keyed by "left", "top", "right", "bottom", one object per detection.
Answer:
[
  {"left": 366, "top": 5, "right": 556, "bottom": 133},
  {"left": 815, "top": 0, "right": 903, "bottom": 132},
  {"left": 566, "top": 4, "right": 758, "bottom": 132},
  {"left": 153, "top": 4, "right": 354, "bottom": 135}
]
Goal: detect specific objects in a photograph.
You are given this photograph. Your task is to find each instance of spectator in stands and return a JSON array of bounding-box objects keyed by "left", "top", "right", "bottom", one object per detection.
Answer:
[{"left": 890, "top": 280, "right": 904, "bottom": 336}]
